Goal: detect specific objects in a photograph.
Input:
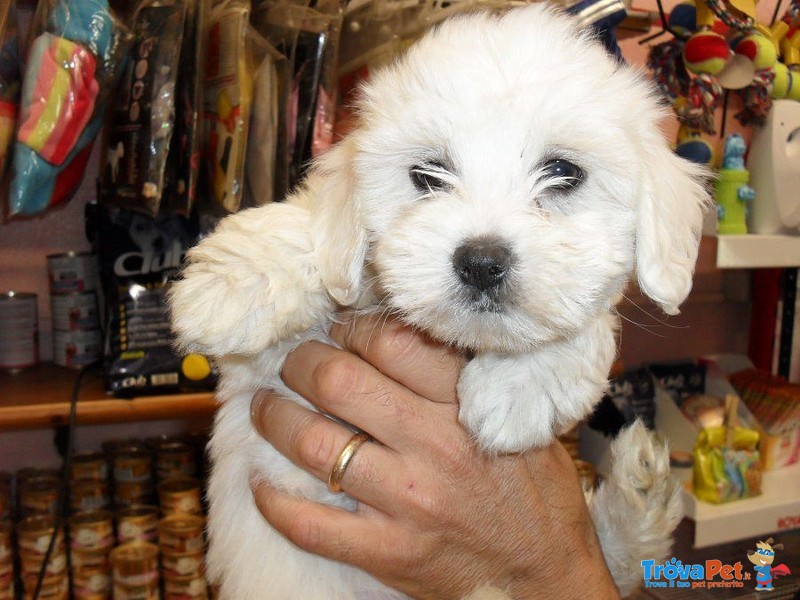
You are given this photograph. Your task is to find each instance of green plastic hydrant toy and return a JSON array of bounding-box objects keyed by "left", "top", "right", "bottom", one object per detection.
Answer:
[{"left": 715, "top": 133, "right": 756, "bottom": 235}]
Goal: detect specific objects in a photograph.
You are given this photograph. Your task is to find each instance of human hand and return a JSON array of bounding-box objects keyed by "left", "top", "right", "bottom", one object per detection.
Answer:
[{"left": 250, "top": 314, "right": 620, "bottom": 599}]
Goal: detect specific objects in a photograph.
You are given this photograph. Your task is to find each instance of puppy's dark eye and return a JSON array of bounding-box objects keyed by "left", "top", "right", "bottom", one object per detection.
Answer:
[
  {"left": 410, "top": 162, "right": 450, "bottom": 193},
  {"left": 541, "top": 159, "right": 584, "bottom": 190}
]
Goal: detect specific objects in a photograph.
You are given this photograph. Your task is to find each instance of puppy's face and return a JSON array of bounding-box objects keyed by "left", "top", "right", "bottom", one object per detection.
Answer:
[{"left": 318, "top": 6, "right": 707, "bottom": 353}]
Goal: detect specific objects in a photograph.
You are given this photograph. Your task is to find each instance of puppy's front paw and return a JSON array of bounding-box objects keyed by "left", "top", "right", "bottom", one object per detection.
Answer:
[
  {"left": 169, "top": 203, "right": 332, "bottom": 357},
  {"left": 611, "top": 420, "right": 681, "bottom": 515},
  {"left": 458, "top": 354, "right": 556, "bottom": 454},
  {"left": 591, "top": 421, "right": 683, "bottom": 597}
]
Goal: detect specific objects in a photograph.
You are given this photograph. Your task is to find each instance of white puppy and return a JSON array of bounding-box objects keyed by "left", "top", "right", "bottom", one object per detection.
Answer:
[{"left": 170, "top": 5, "right": 708, "bottom": 598}]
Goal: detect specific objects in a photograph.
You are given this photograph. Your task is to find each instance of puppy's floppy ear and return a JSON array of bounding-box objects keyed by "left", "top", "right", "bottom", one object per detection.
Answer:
[
  {"left": 309, "top": 137, "right": 368, "bottom": 306},
  {"left": 635, "top": 137, "right": 710, "bottom": 315}
]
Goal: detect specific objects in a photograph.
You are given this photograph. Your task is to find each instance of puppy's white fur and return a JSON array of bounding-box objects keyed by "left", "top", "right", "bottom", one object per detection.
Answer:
[{"left": 170, "top": 5, "right": 707, "bottom": 598}]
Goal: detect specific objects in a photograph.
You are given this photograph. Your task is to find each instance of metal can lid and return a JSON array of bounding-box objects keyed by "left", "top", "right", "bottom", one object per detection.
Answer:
[
  {"left": 158, "top": 513, "right": 205, "bottom": 533},
  {"left": 70, "top": 509, "right": 114, "bottom": 526},
  {"left": 47, "top": 251, "right": 93, "bottom": 260},
  {"left": 0, "top": 291, "right": 37, "bottom": 301},
  {"left": 110, "top": 540, "right": 159, "bottom": 563},
  {"left": 117, "top": 504, "right": 159, "bottom": 519}
]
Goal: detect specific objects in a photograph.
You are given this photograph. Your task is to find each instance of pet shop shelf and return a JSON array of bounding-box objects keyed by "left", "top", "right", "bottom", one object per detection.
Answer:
[
  {"left": 683, "top": 463, "right": 800, "bottom": 548},
  {"left": 716, "top": 234, "right": 800, "bottom": 269},
  {"left": 0, "top": 363, "right": 216, "bottom": 431}
]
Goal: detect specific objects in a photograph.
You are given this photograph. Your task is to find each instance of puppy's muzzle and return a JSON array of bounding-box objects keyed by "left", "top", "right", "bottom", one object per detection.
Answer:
[{"left": 453, "top": 236, "right": 513, "bottom": 293}]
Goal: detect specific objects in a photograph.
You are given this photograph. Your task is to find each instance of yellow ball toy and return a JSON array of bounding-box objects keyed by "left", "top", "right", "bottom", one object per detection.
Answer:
[
  {"left": 683, "top": 30, "right": 731, "bottom": 74},
  {"left": 733, "top": 33, "right": 778, "bottom": 70},
  {"left": 772, "top": 62, "right": 800, "bottom": 100}
]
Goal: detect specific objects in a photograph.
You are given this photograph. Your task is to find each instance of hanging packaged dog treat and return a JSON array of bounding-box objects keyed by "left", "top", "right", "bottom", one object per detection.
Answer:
[
  {"left": 249, "top": 3, "right": 293, "bottom": 203},
  {"left": 255, "top": 0, "right": 342, "bottom": 195},
  {"left": 202, "top": 0, "right": 252, "bottom": 213},
  {"left": 693, "top": 394, "right": 763, "bottom": 503},
  {"left": 101, "top": 0, "right": 187, "bottom": 217},
  {"left": 0, "top": 0, "right": 20, "bottom": 187},
  {"left": 240, "top": 27, "right": 282, "bottom": 208},
  {"left": 159, "top": 0, "right": 209, "bottom": 216},
  {"left": 8, "top": 0, "right": 130, "bottom": 217}
]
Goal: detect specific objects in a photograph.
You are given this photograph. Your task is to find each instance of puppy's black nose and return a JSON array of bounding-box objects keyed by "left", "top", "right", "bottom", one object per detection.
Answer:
[{"left": 453, "top": 238, "right": 512, "bottom": 291}]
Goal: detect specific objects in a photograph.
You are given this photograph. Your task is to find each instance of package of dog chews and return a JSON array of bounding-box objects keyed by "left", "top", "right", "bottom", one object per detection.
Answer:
[{"left": 89, "top": 204, "right": 215, "bottom": 396}]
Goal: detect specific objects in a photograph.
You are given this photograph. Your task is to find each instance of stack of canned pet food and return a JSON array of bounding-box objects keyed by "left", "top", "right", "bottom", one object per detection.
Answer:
[
  {"left": 0, "top": 474, "right": 13, "bottom": 600},
  {"left": 0, "top": 291, "right": 38, "bottom": 371},
  {"left": 153, "top": 437, "right": 206, "bottom": 599},
  {"left": 68, "top": 452, "right": 113, "bottom": 599},
  {"left": 1, "top": 433, "right": 209, "bottom": 599},
  {"left": 47, "top": 251, "right": 103, "bottom": 369},
  {"left": 17, "top": 514, "right": 68, "bottom": 599}
]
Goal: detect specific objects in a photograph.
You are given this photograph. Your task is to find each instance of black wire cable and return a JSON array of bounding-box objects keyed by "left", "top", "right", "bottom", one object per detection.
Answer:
[
  {"left": 720, "top": 89, "right": 730, "bottom": 139},
  {"left": 639, "top": 0, "right": 691, "bottom": 45},
  {"left": 770, "top": 0, "right": 785, "bottom": 26},
  {"left": 31, "top": 360, "right": 102, "bottom": 600}
]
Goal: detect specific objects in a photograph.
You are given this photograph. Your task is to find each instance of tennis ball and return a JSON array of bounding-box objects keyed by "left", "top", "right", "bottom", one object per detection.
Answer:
[
  {"left": 734, "top": 34, "right": 778, "bottom": 70},
  {"left": 676, "top": 138, "right": 715, "bottom": 165},
  {"left": 684, "top": 30, "right": 731, "bottom": 74},
  {"left": 772, "top": 62, "right": 791, "bottom": 98},
  {"left": 789, "top": 70, "right": 800, "bottom": 101},
  {"left": 668, "top": 2, "right": 697, "bottom": 37}
]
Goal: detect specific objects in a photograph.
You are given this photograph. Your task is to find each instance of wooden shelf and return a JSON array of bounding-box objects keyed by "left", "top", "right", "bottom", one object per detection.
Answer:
[
  {"left": 716, "top": 234, "right": 800, "bottom": 269},
  {"left": 0, "top": 363, "right": 216, "bottom": 431}
]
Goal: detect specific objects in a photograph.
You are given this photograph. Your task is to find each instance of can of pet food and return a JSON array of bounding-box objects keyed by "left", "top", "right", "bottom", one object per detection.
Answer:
[
  {"left": 52, "top": 329, "right": 103, "bottom": 369},
  {"left": 18, "top": 476, "right": 60, "bottom": 517},
  {"left": 47, "top": 252, "right": 97, "bottom": 295},
  {"left": 51, "top": 292, "right": 100, "bottom": 332},
  {"left": 116, "top": 505, "right": 159, "bottom": 544},
  {"left": 574, "top": 460, "right": 597, "bottom": 494},
  {"left": 155, "top": 440, "right": 198, "bottom": 482},
  {"left": 161, "top": 550, "right": 205, "bottom": 579},
  {"left": 0, "top": 473, "right": 11, "bottom": 521},
  {"left": 0, "top": 292, "right": 38, "bottom": 370},
  {"left": 16, "top": 515, "right": 66, "bottom": 577},
  {"left": 17, "top": 467, "right": 60, "bottom": 483},
  {"left": 164, "top": 574, "right": 209, "bottom": 599},
  {"left": 21, "top": 573, "right": 68, "bottom": 599},
  {"left": 113, "top": 448, "right": 153, "bottom": 484},
  {"left": 72, "top": 565, "right": 111, "bottom": 599},
  {"left": 110, "top": 541, "right": 159, "bottom": 600},
  {"left": 70, "top": 510, "right": 114, "bottom": 552},
  {"left": 114, "top": 481, "right": 155, "bottom": 509},
  {"left": 158, "top": 514, "right": 205, "bottom": 554},
  {"left": 70, "top": 480, "right": 110, "bottom": 513},
  {"left": 0, "top": 520, "right": 13, "bottom": 586},
  {"left": 158, "top": 478, "right": 203, "bottom": 516},
  {"left": 0, "top": 569, "right": 11, "bottom": 600},
  {"left": 70, "top": 452, "right": 109, "bottom": 482}
]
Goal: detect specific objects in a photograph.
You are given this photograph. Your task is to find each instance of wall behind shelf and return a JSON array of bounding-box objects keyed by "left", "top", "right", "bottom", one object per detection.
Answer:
[
  {"left": 617, "top": 238, "right": 752, "bottom": 366},
  {"left": 0, "top": 143, "right": 99, "bottom": 361}
]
